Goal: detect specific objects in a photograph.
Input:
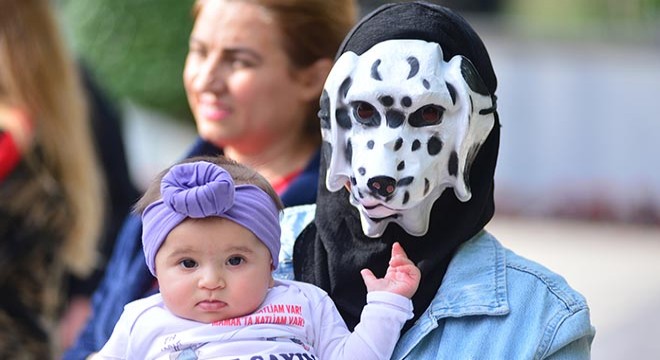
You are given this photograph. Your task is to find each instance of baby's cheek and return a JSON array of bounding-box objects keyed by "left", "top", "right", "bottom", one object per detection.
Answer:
[{"left": 160, "top": 280, "right": 192, "bottom": 310}]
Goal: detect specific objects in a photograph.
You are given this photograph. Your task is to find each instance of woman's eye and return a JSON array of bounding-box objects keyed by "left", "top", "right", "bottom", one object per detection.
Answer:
[
  {"left": 187, "top": 44, "right": 206, "bottom": 59},
  {"left": 231, "top": 59, "right": 249, "bottom": 69},
  {"left": 226, "top": 55, "right": 257, "bottom": 70},
  {"left": 180, "top": 259, "right": 198, "bottom": 269},
  {"left": 227, "top": 256, "right": 244, "bottom": 266}
]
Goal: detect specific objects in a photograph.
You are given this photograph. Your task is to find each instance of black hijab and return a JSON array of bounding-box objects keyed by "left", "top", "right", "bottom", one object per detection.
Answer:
[{"left": 294, "top": 1, "right": 501, "bottom": 331}]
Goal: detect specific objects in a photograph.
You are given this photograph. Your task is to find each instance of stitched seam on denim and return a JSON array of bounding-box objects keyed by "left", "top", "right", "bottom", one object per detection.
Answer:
[
  {"left": 430, "top": 232, "right": 508, "bottom": 318},
  {"left": 492, "top": 234, "right": 508, "bottom": 309},
  {"left": 535, "top": 307, "right": 582, "bottom": 360},
  {"left": 506, "top": 262, "right": 583, "bottom": 311}
]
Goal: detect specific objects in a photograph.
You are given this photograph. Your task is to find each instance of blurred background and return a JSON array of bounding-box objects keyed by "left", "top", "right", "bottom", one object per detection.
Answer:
[{"left": 53, "top": 0, "right": 660, "bottom": 358}]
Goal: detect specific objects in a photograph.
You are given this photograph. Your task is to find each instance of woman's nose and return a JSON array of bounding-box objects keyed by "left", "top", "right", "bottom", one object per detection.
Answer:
[{"left": 194, "top": 58, "right": 226, "bottom": 92}]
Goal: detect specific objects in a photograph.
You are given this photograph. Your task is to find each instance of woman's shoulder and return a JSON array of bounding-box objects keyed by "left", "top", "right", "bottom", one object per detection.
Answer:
[
  {"left": 454, "top": 231, "right": 589, "bottom": 312},
  {"left": 498, "top": 237, "right": 595, "bottom": 357},
  {"left": 500, "top": 240, "right": 590, "bottom": 313},
  {"left": 408, "top": 232, "right": 594, "bottom": 359}
]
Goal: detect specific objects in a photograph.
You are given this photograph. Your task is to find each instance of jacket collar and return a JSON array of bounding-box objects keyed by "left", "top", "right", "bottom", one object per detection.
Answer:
[
  {"left": 428, "top": 230, "right": 509, "bottom": 318},
  {"left": 393, "top": 231, "right": 509, "bottom": 359}
]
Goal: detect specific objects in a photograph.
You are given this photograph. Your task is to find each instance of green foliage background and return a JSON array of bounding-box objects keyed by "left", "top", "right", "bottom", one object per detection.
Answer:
[
  {"left": 505, "top": 0, "right": 659, "bottom": 43},
  {"left": 57, "top": 0, "right": 195, "bottom": 120},
  {"left": 55, "top": 0, "right": 657, "bottom": 121}
]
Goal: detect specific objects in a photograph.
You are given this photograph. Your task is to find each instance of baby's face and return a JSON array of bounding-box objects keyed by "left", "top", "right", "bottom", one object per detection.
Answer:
[{"left": 155, "top": 217, "right": 274, "bottom": 323}]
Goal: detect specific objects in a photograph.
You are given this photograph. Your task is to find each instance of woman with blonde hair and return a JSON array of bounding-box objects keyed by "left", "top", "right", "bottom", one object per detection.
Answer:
[
  {"left": 0, "top": 0, "right": 104, "bottom": 356},
  {"left": 65, "top": 0, "right": 357, "bottom": 358}
]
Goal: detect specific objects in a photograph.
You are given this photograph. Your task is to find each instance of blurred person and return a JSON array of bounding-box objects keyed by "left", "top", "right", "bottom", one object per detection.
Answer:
[
  {"left": 0, "top": 0, "right": 104, "bottom": 356},
  {"left": 64, "top": 0, "right": 357, "bottom": 358},
  {"left": 94, "top": 157, "right": 418, "bottom": 359},
  {"left": 290, "top": 1, "right": 596, "bottom": 358},
  {"left": 57, "top": 64, "right": 141, "bottom": 350}
]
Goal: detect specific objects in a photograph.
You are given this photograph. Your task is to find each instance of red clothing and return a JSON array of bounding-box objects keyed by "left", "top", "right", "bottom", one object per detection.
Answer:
[
  {"left": 0, "top": 130, "right": 21, "bottom": 182},
  {"left": 271, "top": 168, "right": 303, "bottom": 195}
]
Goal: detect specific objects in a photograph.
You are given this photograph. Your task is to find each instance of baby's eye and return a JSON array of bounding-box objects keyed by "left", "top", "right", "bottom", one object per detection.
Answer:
[
  {"left": 226, "top": 256, "right": 244, "bottom": 266},
  {"left": 180, "top": 259, "right": 198, "bottom": 269}
]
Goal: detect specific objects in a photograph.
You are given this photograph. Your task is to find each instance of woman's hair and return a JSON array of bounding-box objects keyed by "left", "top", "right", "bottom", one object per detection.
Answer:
[
  {"left": 135, "top": 155, "right": 284, "bottom": 215},
  {"left": 191, "top": 0, "right": 358, "bottom": 135},
  {"left": 0, "top": 0, "right": 104, "bottom": 276}
]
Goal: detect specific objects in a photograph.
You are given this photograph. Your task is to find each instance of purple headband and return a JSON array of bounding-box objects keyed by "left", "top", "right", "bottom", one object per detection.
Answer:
[{"left": 142, "top": 161, "right": 281, "bottom": 276}]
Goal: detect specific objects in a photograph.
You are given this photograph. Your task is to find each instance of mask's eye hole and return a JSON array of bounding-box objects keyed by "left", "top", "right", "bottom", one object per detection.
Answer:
[
  {"left": 409, "top": 104, "right": 444, "bottom": 127},
  {"left": 356, "top": 102, "right": 375, "bottom": 119},
  {"left": 351, "top": 101, "right": 381, "bottom": 127},
  {"left": 422, "top": 106, "right": 441, "bottom": 122}
]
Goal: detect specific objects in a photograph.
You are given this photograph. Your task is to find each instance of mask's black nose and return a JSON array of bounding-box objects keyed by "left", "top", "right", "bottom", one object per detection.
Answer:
[{"left": 367, "top": 176, "right": 397, "bottom": 197}]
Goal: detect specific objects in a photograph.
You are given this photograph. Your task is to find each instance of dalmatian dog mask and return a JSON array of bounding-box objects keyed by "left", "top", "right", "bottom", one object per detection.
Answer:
[{"left": 320, "top": 39, "right": 496, "bottom": 237}]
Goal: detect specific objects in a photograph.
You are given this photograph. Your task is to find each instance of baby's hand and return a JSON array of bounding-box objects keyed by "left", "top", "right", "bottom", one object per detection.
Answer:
[{"left": 360, "top": 242, "right": 421, "bottom": 299}]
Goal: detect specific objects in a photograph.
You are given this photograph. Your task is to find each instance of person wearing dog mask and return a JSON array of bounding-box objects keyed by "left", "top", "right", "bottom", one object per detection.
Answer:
[{"left": 290, "top": 1, "right": 595, "bottom": 358}]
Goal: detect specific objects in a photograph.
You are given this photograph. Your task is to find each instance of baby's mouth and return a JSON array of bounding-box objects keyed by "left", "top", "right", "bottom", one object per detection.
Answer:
[{"left": 197, "top": 300, "right": 227, "bottom": 311}]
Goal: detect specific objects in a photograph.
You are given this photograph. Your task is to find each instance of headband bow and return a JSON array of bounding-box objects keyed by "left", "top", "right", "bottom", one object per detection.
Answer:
[{"left": 142, "top": 161, "right": 281, "bottom": 276}]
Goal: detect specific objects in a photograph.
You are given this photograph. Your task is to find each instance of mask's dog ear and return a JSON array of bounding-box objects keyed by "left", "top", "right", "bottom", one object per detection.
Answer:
[
  {"left": 319, "top": 52, "right": 359, "bottom": 193},
  {"left": 443, "top": 55, "right": 496, "bottom": 202}
]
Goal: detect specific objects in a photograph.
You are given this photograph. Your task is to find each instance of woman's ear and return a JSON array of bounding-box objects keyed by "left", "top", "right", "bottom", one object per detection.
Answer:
[{"left": 294, "top": 58, "right": 333, "bottom": 102}]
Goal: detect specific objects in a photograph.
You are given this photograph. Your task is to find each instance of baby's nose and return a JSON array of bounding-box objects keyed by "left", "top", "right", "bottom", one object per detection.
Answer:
[{"left": 198, "top": 269, "right": 225, "bottom": 290}]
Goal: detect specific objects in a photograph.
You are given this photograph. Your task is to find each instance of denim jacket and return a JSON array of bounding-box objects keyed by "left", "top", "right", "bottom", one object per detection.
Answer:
[{"left": 279, "top": 205, "right": 595, "bottom": 359}]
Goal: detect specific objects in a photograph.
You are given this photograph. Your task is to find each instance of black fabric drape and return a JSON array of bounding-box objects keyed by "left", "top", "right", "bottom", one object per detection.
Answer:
[{"left": 295, "top": 1, "right": 501, "bottom": 331}]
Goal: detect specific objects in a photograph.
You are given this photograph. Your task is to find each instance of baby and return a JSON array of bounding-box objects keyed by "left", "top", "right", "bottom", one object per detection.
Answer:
[{"left": 94, "top": 156, "right": 420, "bottom": 359}]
